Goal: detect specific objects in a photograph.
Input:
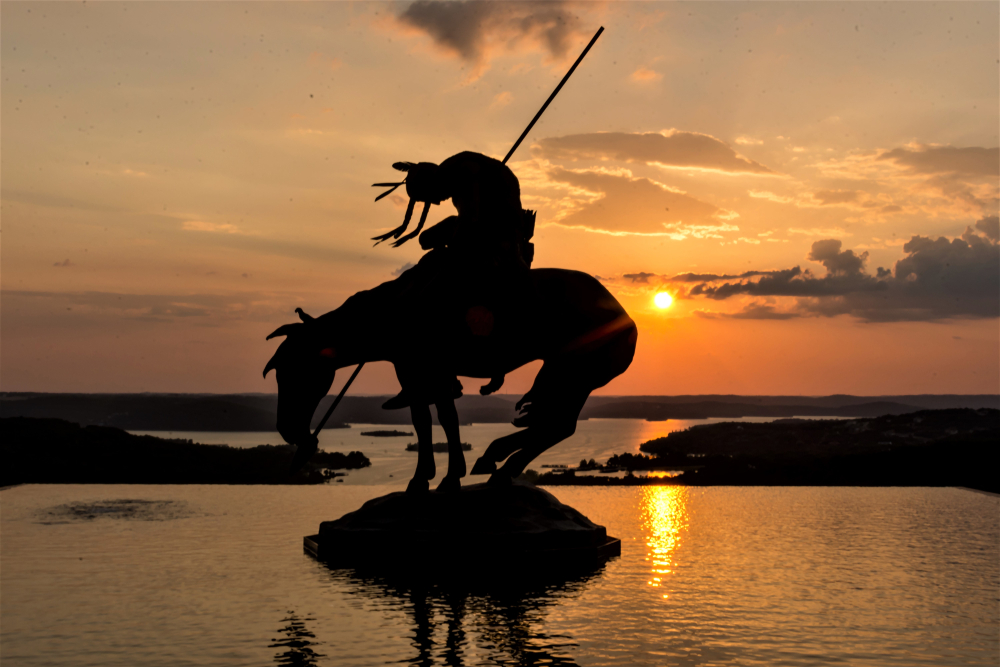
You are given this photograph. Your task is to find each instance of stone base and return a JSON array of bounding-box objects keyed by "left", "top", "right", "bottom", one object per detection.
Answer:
[{"left": 304, "top": 481, "right": 621, "bottom": 568}]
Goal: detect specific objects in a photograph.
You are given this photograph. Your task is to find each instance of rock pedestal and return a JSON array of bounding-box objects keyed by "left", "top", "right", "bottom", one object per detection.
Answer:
[{"left": 304, "top": 481, "right": 620, "bottom": 568}]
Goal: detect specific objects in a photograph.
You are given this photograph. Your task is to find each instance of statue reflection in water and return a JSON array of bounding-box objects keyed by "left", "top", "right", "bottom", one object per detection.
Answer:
[{"left": 312, "top": 562, "right": 606, "bottom": 666}]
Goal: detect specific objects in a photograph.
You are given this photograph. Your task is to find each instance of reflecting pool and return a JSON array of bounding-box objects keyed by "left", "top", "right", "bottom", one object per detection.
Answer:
[{"left": 2, "top": 485, "right": 997, "bottom": 666}]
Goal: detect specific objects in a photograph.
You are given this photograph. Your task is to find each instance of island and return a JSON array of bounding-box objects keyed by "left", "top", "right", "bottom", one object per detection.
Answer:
[
  {"left": 360, "top": 430, "right": 414, "bottom": 437},
  {"left": 0, "top": 417, "right": 369, "bottom": 487},
  {"left": 534, "top": 409, "right": 998, "bottom": 493}
]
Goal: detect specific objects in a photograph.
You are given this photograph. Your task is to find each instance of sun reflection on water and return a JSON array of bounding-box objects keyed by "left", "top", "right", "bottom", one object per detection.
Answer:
[{"left": 641, "top": 486, "right": 690, "bottom": 598}]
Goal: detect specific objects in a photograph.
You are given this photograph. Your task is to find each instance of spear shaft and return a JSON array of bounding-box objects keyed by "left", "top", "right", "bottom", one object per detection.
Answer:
[
  {"left": 503, "top": 26, "right": 604, "bottom": 165},
  {"left": 314, "top": 26, "right": 605, "bottom": 438}
]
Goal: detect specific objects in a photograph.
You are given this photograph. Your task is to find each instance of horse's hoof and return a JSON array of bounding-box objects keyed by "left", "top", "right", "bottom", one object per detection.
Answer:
[
  {"left": 470, "top": 457, "right": 496, "bottom": 476},
  {"left": 486, "top": 471, "right": 513, "bottom": 487},
  {"left": 436, "top": 476, "right": 462, "bottom": 493},
  {"left": 406, "top": 477, "right": 430, "bottom": 494}
]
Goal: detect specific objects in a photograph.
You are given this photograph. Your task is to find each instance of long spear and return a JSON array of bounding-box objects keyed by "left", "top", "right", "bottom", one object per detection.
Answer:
[{"left": 312, "top": 26, "right": 605, "bottom": 440}]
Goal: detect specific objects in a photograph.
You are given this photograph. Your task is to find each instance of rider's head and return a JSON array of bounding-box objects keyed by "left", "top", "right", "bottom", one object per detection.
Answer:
[{"left": 405, "top": 162, "right": 449, "bottom": 205}]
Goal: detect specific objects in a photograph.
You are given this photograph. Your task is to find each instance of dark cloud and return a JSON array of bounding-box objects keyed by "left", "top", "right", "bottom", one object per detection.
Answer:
[
  {"left": 667, "top": 269, "right": 791, "bottom": 282},
  {"left": 547, "top": 168, "right": 724, "bottom": 235},
  {"left": 698, "top": 303, "right": 800, "bottom": 320},
  {"left": 976, "top": 215, "right": 999, "bottom": 242},
  {"left": 685, "top": 231, "right": 999, "bottom": 322},
  {"left": 690, "top": 266, "right": 849, "bottom": 300},
  {"left": 391, "top": 262, "right": 415, "bottom": 277},
  {"left": 807, "top": 239, "right": 868, "bottom": 276},
  {"left": 612, "top": 268, "right": 801, "bottom": 290},
  {"left": 397, "top": 1, "right": 584, "bottom": 67},
  {"left": 812, "top": 190, "right": 860, "bottom": 205},
  {"left": 878, "top": 146, "right": 999, "bottom": 176},
  {"left": 53, "top": 259, "right": 74, "bottom": 268},
  {"left": 535, "top": 131, "right": 774, "bottom": 174}
]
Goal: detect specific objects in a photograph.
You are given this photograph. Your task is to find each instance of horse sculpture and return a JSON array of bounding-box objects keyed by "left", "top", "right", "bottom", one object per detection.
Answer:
[{"left": 264, "top": 265, "right": 636, "bottom": 492}]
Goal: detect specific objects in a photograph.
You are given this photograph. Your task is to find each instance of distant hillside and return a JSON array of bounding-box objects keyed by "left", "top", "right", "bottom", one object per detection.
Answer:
[
  {"left": 538, "top": 409, "right": 999, "bottom": 493},
  {"left": 577, "top": 400, "right": 928, "bottom": 420},
  {"left": 1, "top": 392, "right": 996, "bottom": 431},
  {"left": 0, "top": 418, "right": 369, "bottom": 486}
]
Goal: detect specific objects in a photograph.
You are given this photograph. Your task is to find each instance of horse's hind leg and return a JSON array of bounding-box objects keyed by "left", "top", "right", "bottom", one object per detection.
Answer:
[
  {"left": 407, "top": 403, "right": 435, "bottom": 494},
  {"left": 489, "top": 418, "right": 578, "bottom": 485},
  {"left": 435, "top": 398, "right": 465, "bottom": 493},
  {"left": 470, "top": 428, "right": 531, "bottom": 476},
  {"left": 476, "top": 380, "right": 589, "bottom": 484}
]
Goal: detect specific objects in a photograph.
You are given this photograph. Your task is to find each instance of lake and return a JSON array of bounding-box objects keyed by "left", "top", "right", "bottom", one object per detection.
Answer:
[
  {"left": 129, "top": 417, "right": 830, "bottom": 484},
  {"left": 2, "top": 484, "right": 996, "bottom": 666}
]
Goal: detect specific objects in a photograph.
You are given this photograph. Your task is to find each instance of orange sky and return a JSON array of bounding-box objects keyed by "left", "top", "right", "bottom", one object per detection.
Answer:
[{"left": 2, "top": 1, "right": 998, "bottom": 395}]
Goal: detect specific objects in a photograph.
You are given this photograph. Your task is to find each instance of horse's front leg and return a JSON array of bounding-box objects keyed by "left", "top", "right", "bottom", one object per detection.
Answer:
[
  {"left": 406, "top": 403, "right": 434, "bottom": 494},
  {"left": 434, "top": 398, "right": 465, "bottom": 493}
]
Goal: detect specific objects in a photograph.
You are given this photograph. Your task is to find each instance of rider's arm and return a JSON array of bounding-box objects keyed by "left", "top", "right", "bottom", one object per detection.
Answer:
[{"left": 419, "top": 215, "right": 461, "bottom": 250}]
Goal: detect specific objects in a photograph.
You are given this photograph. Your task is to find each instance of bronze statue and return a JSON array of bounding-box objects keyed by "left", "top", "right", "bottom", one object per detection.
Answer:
[{"left": 264, "top": 266, "right": 635, "bottom": 492}]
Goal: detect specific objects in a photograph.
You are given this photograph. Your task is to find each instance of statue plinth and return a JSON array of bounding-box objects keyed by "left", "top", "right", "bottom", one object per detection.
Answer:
[{"left": 304, "top": 481, "right": 620, "bottom": 568}]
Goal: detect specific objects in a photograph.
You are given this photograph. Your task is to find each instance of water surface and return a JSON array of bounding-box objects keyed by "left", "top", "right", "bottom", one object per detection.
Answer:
[
  {"left": 2, "top": 485, "right": 996, "bottom": 666},
  {"left": 131, "top": 417, "right": 818, "bottom": 484}
]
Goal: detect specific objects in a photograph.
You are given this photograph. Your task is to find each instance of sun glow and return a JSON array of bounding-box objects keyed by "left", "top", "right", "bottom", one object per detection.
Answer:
[
  {"left": 654, "top": 292, "right": 674, "bottom": 309},
  {"left": 641, "top": 486, "right": 690, "bottom": 595}
]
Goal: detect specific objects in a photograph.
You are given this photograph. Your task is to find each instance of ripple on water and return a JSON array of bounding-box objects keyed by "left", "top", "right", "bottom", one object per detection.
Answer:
[{"left": 37, "top": 499, "right": 195, "bottom": 524}]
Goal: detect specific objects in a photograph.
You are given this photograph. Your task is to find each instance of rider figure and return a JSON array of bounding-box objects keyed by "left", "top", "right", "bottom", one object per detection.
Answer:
[{"left": 380, "top": 151, "right": 535, "bottom": 409}]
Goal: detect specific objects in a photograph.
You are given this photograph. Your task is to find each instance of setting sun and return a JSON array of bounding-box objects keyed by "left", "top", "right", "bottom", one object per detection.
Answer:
[{"left": 654, "top": 292, "right": 674, "bottom": 309}]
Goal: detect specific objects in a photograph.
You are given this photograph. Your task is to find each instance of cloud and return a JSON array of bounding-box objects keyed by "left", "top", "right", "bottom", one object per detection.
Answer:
[
  {"left": 630, "top": 67, "right": 662, "bottom": 82},
  {"left": 697, "top": 303, "right": 799, "bottom": 320},
  {"left": 752, "top": 187, "right": 901, "bottom": 215},
  {"left": 546, "top": 167, "right": 728, "bottom": 236},
  {"left": 807, "top": 239, "right": 867, "bottom": 276},
  {"left": 667, "top": 269, "right": 788, "bottom": 283},
  {"left": 535, "top": 131, "right": 775, "bottom": 174},
  {"left": 734, "top": 137, "right": 764, "bottom": 146},
  {"left": 391, "top": 262, "right": 415, "bottom": 277},
  {"left": 812, "top": 189, "right": 860, "bottom": 205},
  {"left": 490, "top": 91, "right": 513, "bottom": 109},
  {"left": 877, "top": 146, "right": 999, "bottom": 177},
  {"left": 788, "top": 227, "right": 851, "bottom": 237},
  {"left": 2, "top": 290, "right": 290, "bottom": 324},
  {"left": 394, "top": 1, "right": 587, "bottom": 77},
  {"left": 976, "top": 215, "right": 999, "bottom": 242},
  {"left": 680, "top": 229, "right": 999, "bottom": 322},
  {"left": 623, "top": 272, "right": 655, "bottom": 283},
  {"left": 818, "top": 143, "right": 999, "bottom": 217},
  {"left": 53, "top": 259, "right": 74, "bottom": 268},
  {"left": 182, "top": 220, "right": 241, "bottom": 234}
]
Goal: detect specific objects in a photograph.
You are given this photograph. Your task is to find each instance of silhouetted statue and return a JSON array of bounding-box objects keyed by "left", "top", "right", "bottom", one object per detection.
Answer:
[{"left": 264, "top": 263, "right": 636, "bottom": 492}]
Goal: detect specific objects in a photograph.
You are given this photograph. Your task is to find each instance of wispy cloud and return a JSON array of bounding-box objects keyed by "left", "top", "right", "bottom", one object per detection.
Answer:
[
  {"left": 490, "top": 91, "right": 513, "bottom": 109},
  {"left": 630, "top": 67, "right": 662, "bottom": 83},
  {"left": 182, "top": 220, "right": 242, "bottom": 234},
  {"left": 816, "top": 143, "right": 1000, "bottom": 218},
  {"left": 544, "top": 167, "right": 731, "bottom": 236},
  {"left": 536, "top": 130, "right": 775, "bottom": 174}
]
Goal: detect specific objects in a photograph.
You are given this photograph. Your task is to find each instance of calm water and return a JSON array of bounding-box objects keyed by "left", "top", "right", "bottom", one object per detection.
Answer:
[
  {"left": 2, "top": 485, "right": 996, "bottom": 666},
  {"left": 130, "top": 417, "right": 817, "bottom": 484}
]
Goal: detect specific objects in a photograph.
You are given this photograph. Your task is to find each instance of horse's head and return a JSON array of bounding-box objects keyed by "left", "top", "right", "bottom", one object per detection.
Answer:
[{"left": 263, "top": 309, "right": 337, "bottom": 471}]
